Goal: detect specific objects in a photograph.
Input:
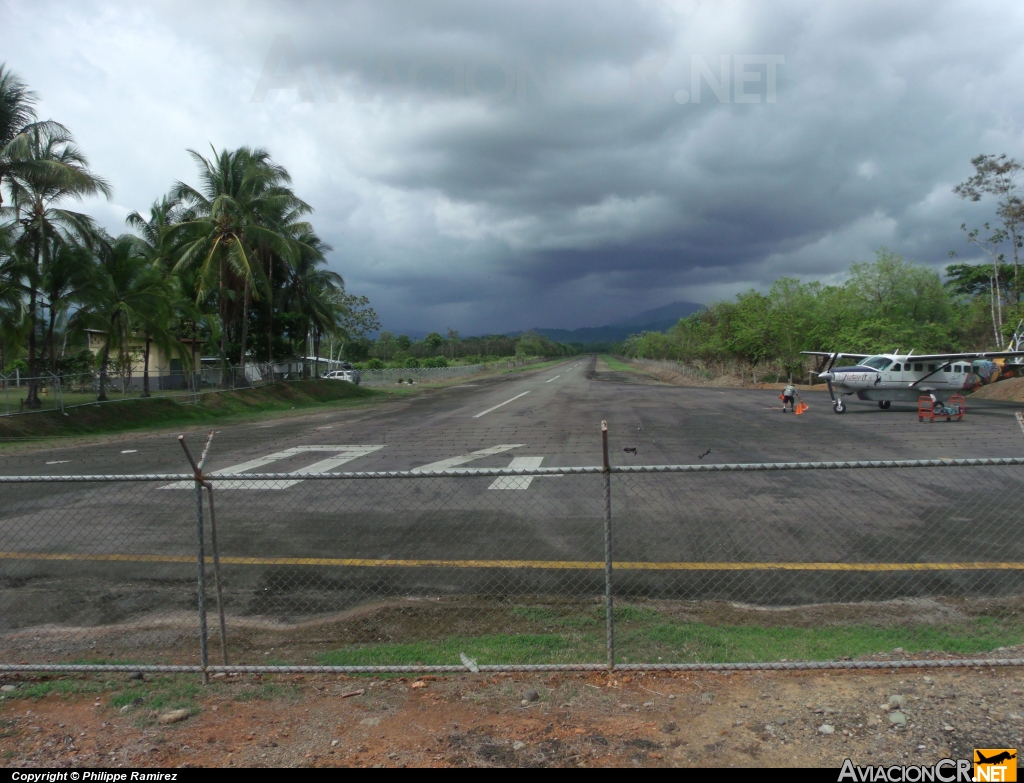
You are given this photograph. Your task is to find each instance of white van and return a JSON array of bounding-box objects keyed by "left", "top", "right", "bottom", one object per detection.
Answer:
[{"left": 323, "top": 369, "right": 361, "bottom": 385}]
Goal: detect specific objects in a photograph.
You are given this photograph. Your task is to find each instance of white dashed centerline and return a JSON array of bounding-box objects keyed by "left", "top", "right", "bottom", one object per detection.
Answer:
[
  {"left": 472, "top": 391, "right": 530, "bottom": 418},
  {"left": 545, "top": 375, "right": 560, "bottom": 383}
]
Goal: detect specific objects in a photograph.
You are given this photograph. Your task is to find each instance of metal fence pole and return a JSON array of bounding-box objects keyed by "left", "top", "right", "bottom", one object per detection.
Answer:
[
  {"left": 178, "top": 435, "right": 210, "bottom": 683},
  {"left": 602, "top": 420, "right": 614, "bottom": 672}
]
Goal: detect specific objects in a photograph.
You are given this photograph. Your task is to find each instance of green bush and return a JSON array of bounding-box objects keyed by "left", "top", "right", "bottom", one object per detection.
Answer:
[
  {"left": 423, "top": 357, "right": 449, "bottom": 368},
  {"left": 365, "top": 358, "right": 385, "bottom": 370},
  {"left": 402, "top": 357, "right": 420, "bottom": 369}
]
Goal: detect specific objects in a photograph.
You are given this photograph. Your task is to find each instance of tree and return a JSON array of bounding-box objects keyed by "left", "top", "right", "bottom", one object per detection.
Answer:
[
  {"left": 173, "top": 146, "right": 302, "bottom": 385},
  {"left": 376, "top": 331, "right": 395, "bottom": 361},
  {"left": 40, "top": 241, "right": 93, "bottom": 373},
  {"left": 72, "top": 235, "right": 173, "bottom": 401},
  {"left": 424, "top": 332, "right": 444, "bottom": 351},
  {"left": 2, "top": 122, "right": 111, "bottom": 406},
  {"left": 954, "top": 154, "right": 1024, "bottom": 294},
  {"left": 951, "top": 224, "right": 1010, "bottom": 346},
  {"left": 0, "top": 64, "right": 39, "bottom": 208},
  {"left": 446, "top": 328, "right": 460, "bottom": 359}
]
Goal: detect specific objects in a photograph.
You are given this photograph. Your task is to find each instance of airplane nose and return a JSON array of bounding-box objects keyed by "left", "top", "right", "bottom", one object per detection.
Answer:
[{"left": 817, "top": 372, "right": 833, "bottom": 382}]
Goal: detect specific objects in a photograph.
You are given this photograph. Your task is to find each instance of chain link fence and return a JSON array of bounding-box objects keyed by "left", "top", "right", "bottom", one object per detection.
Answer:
[{"left": 4, "top": 415, "right": 1024, "bottom": 676}]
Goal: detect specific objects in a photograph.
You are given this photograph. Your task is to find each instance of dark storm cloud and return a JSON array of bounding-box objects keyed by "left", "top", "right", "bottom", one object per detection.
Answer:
[{"left": 5, "top": 0, "right": 1024, "bottom": 333}]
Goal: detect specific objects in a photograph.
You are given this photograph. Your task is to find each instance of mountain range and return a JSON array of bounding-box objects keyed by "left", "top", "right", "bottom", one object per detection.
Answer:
[{"left": 512, "top": 300, "right": 704, "bottom": 345}]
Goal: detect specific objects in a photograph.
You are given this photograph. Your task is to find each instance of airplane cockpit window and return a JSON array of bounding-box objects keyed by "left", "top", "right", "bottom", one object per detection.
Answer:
[
  {"left": 863, "top": 357, "right": 893, "bottom": 370},
  {"left": 892, "top": 363, "right": 901, "bottom": 371}
]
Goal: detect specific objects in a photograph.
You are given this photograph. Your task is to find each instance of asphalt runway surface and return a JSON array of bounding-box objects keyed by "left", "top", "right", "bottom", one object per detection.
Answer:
[{"left": 4, "top": 355, "right": 1024, "bottom": 633}]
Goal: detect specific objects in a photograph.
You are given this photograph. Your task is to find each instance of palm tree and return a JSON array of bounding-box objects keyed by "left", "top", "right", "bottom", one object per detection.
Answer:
[
  {"left": 72, "top": 235, "right": 174, "bottom": 401},
  {"left": 2, "top": 122, "right": 111, "bottom": 406},
  {"left": 0, "top": 222, "right": 27, "bottom": 371},
  {"left": 172, "top": 146, "right": 303, "bottom": 385},
  {"left": 256, "top": 200, "right": 315, "bottom": 366},
  {"left": 282, "top": 231, "right": 341, "bottom": 376},
  {"left": 41, "top": 241, "right": 93, "bottom": 373},
  {"left": 127, "top": 196, "right": 197, "bottom": 395},
  {"left": 0, "top": 64, "right": 41, "bottom": 208}
]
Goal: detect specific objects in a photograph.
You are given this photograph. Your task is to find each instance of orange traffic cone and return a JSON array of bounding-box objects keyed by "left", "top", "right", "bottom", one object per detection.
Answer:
[{"left": 795, "top": 401, "right": 808, "bottom": 415}]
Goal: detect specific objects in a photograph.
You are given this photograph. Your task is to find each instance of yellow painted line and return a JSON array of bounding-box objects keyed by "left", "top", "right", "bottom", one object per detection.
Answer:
[{"left": 2, "top": 552, "right": 1024, "bottom": 571}]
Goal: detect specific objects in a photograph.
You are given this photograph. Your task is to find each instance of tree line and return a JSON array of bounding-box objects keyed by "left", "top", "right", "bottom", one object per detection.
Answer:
[
  {"left": 623, "top": 154, "right": 1024, "bottom": 381},
  {"left": 0, "top": 64, "right": 379, "bottom": 406},
  {"left": 351, "top": 329, "right": 577, "bottom": 369}
]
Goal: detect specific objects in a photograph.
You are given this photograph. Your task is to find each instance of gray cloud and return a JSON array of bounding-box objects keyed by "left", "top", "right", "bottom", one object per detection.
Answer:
[{"left": 4, "top": 0, "right": 1024, "bottom": 334}]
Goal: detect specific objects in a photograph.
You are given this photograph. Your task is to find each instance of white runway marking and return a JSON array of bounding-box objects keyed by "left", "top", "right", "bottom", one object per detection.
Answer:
[
  {"left": 412, "top": 444, "right": 523, "bottom": 473},
  {"left": 472, "top": 391, "right": 530, "bottom": 418},
  {"left": 163, "top": 445, "right": 383, "bottom": 490},
  {"left": 120, "top": 450, "right": 137, "bottom": 454},
  {"left": 45, "top": 460, "right": 69, "bottom": 465},
  {"left": 545, "top": 375, "right": 561, "bottom": 383},
  {"left": 489, "top": 456, "right": 544, "bottom": 490}
]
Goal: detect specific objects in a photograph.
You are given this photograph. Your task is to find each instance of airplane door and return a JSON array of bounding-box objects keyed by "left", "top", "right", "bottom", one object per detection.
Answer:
[{"left": 889, "top": 360, "right": 904, "bottom": 384}]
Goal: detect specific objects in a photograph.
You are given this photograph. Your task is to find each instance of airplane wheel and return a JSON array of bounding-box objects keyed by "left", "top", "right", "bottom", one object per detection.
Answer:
[
  {"left": 833, "top": 400, "right": 846, "bottom": 414},
  {"left": 878, "top": 400, "right": 891, "bottom": 410}
]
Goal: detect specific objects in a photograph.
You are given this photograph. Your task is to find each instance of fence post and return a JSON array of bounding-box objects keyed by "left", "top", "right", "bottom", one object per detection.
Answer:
[
  {"left": 602, "top": 420, "right": 615, "bottom": 672},
  {"left": 178, "top": 435, "right": 210, "bottom": 683}
]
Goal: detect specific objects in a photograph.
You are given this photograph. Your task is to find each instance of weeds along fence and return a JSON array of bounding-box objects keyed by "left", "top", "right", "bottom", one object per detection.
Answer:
[
  {"left": 625, "top": 357, "right": 805, "bottom": 384},
  {"left": 626, "top": 358, "right": 712, "bottom": 381},
  {"left": 4, "top": 426, "right": 1024, "bottom": 677}
]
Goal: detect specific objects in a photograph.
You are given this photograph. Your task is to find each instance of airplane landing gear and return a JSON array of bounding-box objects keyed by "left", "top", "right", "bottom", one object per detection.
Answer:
[
  {"left": 833, "top": 399, "right": 846, "bottom": 414},
  {"left": 878, "top": 400, "right": 891, "bottom": 409}
]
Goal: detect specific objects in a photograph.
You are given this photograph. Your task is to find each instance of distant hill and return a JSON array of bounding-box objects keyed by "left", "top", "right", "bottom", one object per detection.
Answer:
[{"left": 517, "top": 300, "right": 704, "bottom": 345}]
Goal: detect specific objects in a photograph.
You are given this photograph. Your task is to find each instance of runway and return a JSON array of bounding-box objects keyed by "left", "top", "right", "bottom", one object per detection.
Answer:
[{"left": 3, "top": 355, "right": 1024, "bottom": 631}]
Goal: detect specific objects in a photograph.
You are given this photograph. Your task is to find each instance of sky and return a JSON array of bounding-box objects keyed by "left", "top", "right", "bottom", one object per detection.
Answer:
[{"left": 3, "top": 0, "right": 1024, "bottom": 335}]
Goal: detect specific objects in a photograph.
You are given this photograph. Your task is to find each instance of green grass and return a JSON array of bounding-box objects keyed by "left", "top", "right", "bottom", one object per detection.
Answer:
[
  {"left": 600, "top": 355, "right": 640, "bottom": 373},
  {"left": 0, "top": 379, "right": 379, "bottom": 441},
  {"left": 319, "top": 633, "right": 600, "bottom": 666},
  {"left": 620, "top": 618, "right": 1024, "bottom": 663},
  {"left": 318, "top": 615, "right": 1024, "bottom": 667}
]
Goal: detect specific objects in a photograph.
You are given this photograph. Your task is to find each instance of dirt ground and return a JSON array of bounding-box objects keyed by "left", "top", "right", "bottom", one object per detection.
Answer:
[{"left": 3, "top": 666, "right": 1024, "bottom": 768}]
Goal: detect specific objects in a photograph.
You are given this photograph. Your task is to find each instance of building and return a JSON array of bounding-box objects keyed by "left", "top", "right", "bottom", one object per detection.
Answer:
[{"left": 85, "top": 330, "right": 201, "bottom": 391}]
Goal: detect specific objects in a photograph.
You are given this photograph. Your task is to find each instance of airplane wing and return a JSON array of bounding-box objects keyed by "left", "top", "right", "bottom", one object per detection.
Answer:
[
  {"left": 907, "top": 351, "right": 1024, "bottom": 362},
  {"left": 800, "top": 351, "right": 870, "bottom": 359}
]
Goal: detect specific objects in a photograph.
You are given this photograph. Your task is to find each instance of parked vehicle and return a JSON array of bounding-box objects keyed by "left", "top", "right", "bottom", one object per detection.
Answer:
[{"left": 323, "top": 368, "right": 361, "bottom": 385}]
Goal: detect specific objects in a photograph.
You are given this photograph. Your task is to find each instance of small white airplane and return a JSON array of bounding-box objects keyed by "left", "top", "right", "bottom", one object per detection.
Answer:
[{"left": 800, "top": 349, "right": 1024, "bottom": 414}]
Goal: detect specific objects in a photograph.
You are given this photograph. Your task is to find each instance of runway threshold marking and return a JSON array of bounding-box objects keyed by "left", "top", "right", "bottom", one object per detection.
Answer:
[
  {"left": 4, "top": 552, "right": 1024, "bottom": 571},
  {"left": 488, "top": 456, "right": 544, "bottom": 490},
  {"left": 472, "top": 391, "right": 530, "bottom": 418},
  {"left": 162, "top": 445, "right": 384, "bottom": 490},
  {"left": 411, "top": 444, "right": 523, "bottom": 473}
]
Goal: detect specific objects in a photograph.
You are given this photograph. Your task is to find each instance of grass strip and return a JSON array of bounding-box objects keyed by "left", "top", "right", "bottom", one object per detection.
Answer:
[
  {"left": 600, "top": 355, "right": 642, "bottom": 373},
  {"left": 318, "top": 617, "right": 1024, "bottom": 666},
  {"left": 0, "top": 380, "right": 379, "bottom": 441}
]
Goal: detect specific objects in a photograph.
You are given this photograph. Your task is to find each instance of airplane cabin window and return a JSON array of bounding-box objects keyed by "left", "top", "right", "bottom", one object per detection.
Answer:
[
  {"left": 914, "top": 364, "right": 923, "bottom": 371},
  {"left": 863, "top": 357, "right": 893, "bottom": 370},
  {"left": 928, "top": 364, "right": 937, "bottom": 371}
]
